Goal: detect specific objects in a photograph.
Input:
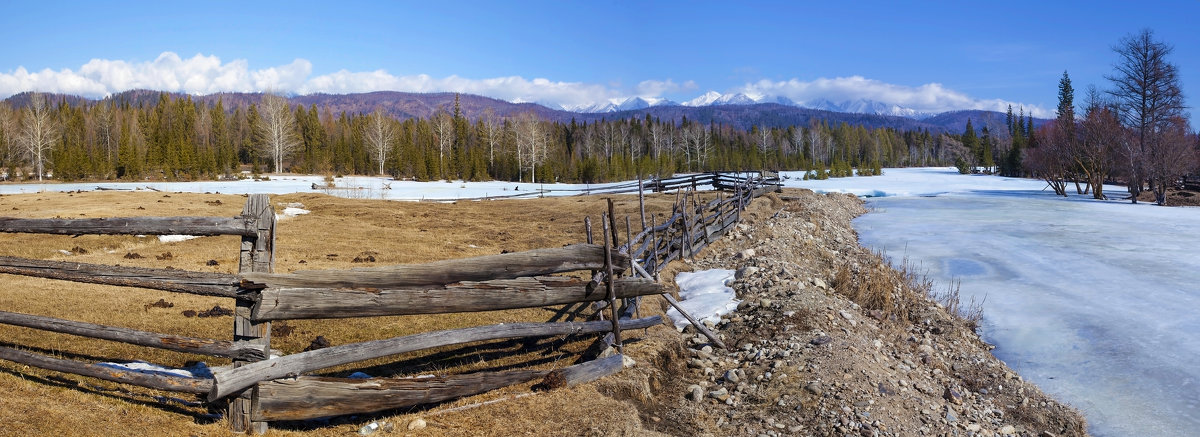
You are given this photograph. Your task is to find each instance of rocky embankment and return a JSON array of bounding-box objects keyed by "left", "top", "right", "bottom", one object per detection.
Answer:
[{"left": 628, "top": 188, "right": 1088, "bottom": 437}]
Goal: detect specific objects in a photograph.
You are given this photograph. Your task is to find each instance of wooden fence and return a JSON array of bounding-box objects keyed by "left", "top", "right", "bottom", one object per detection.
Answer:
[
  {"left": 586, "top": 172, "right": 781, "bottom": 351},
  {"left": 0, "top": 171, "right": 780, "bottom": 433}
]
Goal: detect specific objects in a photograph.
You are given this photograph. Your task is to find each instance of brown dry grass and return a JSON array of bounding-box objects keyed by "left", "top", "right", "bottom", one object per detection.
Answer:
[{"left": 0, "top": 189, "right": 712, "bottom": 437}]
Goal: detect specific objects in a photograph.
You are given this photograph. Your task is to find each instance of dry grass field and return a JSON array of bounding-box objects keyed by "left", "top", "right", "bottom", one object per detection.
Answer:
[{"left": 0, "top": 189, "right": 706, "bottom": 436}]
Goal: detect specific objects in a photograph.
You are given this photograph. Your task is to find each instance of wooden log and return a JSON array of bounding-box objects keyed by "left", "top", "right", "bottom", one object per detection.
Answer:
[
  {"left": 0, "top": 256, "right": 242, "bottom": 298},
  {"left": 541, "top": 354, "right": 623, "bottom": 389},
  {"left": 0, "top": 311, "right": 265, "bottom": 360},
  {"left": 240, "top": 244, "right": 628, "bottom": 290},
  {"left": 209, "top": 316, "right": 662, "bottom": 401},
  {"left": 603, "top": 203, "right": 623, "bottom": 354},
  {"left": 252, "top": 276, "right": 663, "bottom": 321},
  {"left": 231, "top": 194, "right": 273, "bottom": 434},
  {"left": 0, "top": 216, "right": 255, "bottom": 236},
  {"left": 255, "top": 370, "right": 547, "bottom": 421},
  {"left": 0, "top": 346, "right": 212, "bottom": 394}
]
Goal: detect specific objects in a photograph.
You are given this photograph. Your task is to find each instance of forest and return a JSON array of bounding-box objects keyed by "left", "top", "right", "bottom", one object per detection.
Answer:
[{"left": 0, "top": 89, "right": 993, "bottom": 185}]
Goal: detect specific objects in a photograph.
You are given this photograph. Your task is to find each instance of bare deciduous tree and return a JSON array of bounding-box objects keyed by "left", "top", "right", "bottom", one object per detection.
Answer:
[
  {"left": 1145, "top": 117, "right": 1196, "bottom": 205},
  {"left": 20, "top": 93, "right": 58, "bottom": 181},
  {"left": 513, "top": 112, "right": 546, "bottom": 183},
  {"left": 363, "top": 108, "right": 397, "bottom": 175},
  {"left": 1107, "top": 29, "right": 1186, "bottom": 203},
  {"left": 1076, "top": 87, "right": 1123, "bottom": 199},
  {"left": 481, "top": 109, "right": 503, "bottom": 166},
  {"left": 432, "top": 111, "right": 454, "bottom": 179},
  {"left": 0, "top": 103, "right": 16, "bottom": 178},
  {"left": 255, "top": 93, "right": 301, "bottom": 173}
]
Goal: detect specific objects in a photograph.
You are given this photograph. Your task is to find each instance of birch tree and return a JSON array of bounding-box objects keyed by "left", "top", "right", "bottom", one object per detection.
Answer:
[
  {"left": 432, "top": 111, "right": 454, "bottom": 179},
  {"left": 255, "top": 93, "right": 300, "bottom": 173},
  {"left": 513, "top": 112, "right": 546, "bottom": 183},
  {"left": 363, "top": 108, "right": 396, "bottom": 175},
  {"left": 0, "top": 103, "right": 15, "bottom": 178},
  {"left": 20, "top": 93, "right": 58, "bottom": 181}
]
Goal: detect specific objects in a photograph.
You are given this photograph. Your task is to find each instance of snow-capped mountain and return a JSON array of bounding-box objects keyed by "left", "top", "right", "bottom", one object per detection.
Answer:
[
  {"left": 571, "top": 91, "right": 933, "bottom": 119},
  {"left": 683, "top": 91, "right": 722, "bottom": 107},
  {"left": 567, "top": 96, "right": 677, "bottom": 113}
]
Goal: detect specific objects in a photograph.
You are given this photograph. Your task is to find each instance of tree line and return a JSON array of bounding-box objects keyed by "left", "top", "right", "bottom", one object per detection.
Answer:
[
  {"left": 1021, "top": 29, "right": 1197, "bottom": 205},
  {"left": 0, "top": 91, "right": 985, "bottom": 184}
]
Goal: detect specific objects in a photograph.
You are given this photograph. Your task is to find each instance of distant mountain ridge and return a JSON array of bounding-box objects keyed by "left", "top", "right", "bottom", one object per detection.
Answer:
[
  {"left": 570, "top": 90, "right": 939, "bottom": 120},
  {"left": 3, "top": 90, "right": 1043, "bottom": 134}
]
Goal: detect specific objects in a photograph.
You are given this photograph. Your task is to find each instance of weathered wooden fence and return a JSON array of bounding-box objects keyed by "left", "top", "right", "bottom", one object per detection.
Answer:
[
  {"left": 586, "top": 172, "right": 781, "bottom": 351},
  {"left": 0, "top": 171, "right": 779, "bottom": 433},
  {"left": 0, "top": 194, "right": 662, "bottom": 433}
]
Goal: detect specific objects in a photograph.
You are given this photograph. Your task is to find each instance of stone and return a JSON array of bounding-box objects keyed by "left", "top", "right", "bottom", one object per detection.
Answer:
[
  {"left": 739, "top": 248, "right": 756, "bottom": 259},
  {"left": 813, "top": 278, "right": 828, "bottom": 289},
  {"left": 943, "top": 387, "right": 963, "bottom": 405},
  {"left": 407, "top": 418, "right": 427, "bottom": 430},
  {"left": 737, "top": 266, "right": 760, "bottom": 279},
  {"left": 709, "top": 387, "right": 730, "bottom": 401},
  {"left": 805, "top": 382, "right": 823, "bottom": 396},
  {"left": 999, "top": 425, "right": 1016, "bottom": 435},
  {"left": 724, "top": 369, "right": 741, "bottom": 384},
  {"left": 966, "top": 423, "right": 981, "bottom": 432},
  {"left": 759, "top": 298, "right": 773, "bottom": 308},
  {"left": 687, "top": 384, "right": 704, "bottom": 401}
]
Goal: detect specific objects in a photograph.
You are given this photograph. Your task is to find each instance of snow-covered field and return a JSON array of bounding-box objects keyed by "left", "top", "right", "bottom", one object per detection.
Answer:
[
  {"left": 0, "top": 175, "right": 645, "bottom": 201},
  {"left": 789, "top": 167, "right": 1199, "bottom": 437}
]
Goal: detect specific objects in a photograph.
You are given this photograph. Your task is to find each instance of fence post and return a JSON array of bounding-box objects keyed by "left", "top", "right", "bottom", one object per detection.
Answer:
[{"left": 231, "top": 194, "right": 274, "bottom": 434}]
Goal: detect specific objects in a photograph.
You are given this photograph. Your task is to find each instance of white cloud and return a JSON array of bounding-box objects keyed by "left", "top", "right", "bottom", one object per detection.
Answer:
[
  {"left": 733, "top": 76, "right": 1052, "bottom": 118},
  {"left": 0, "top": 52, "right": 1049, "bottom": 117},
  {"left": 0, "top": 51, "right": 671, "bottom": 110}
]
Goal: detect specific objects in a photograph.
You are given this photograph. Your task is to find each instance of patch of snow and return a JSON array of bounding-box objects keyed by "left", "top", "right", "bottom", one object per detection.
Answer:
[
  {"left": 277, "top": 207, "right": 310, "bottom": 220},
  {"left": 158, "top": 235, "right": 198, "bottom": 243},
  {"left": 667, "top": 269, "right": 740, "bottom": 330},
  {"left": 96, "top": 360, "right": 212, "bottom": 379}
]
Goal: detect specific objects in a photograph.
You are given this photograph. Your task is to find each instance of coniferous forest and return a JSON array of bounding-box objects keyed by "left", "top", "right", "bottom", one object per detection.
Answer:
[{"left": 0, "top": 91, "right": 1029, "bottom": 184}]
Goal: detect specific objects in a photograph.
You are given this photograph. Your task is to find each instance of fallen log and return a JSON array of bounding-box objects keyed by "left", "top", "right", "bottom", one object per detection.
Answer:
[
  {"left": 209, "top": 315, "right": 662, "bottom": 401},
  {"left": 0, "top": 216, "right": 255, "bottom": 236},
  {"left": 0, "top": 346, "right": 212, "bottom": 394},
  {"left": 255, "top": 369, "right": 547, "bottom": 421},
  {"left": 241, "top": 244, "right": 629, "bottom": 289},
  {"left": 252, "top": 276, "right": 663, "bottom": 321},
  {"left": 0, "top": 310, "right": 264, "bottom": 360},
  {"left": 0, "top": 256, "right": 242, "bottom": 298}
]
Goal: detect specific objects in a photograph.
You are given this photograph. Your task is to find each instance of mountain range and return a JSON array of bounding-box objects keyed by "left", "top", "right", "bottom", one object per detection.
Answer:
[
  {"left": 563, "top": 91, "right": 938, "bottom": 120},
  {"left": 3, "top": 90, "right": 1042, "bottom": 135}
]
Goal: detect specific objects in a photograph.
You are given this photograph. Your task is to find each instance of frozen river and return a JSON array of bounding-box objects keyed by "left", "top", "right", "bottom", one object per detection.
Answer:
[{"left": 788, "top": 168, "right": 1200, "bottom": 437}]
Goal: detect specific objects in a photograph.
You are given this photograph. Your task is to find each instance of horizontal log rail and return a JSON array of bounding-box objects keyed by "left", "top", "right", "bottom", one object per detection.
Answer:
[
  {"left": 0, "top": 310, "right": 265, "bottom": 361},
  {"left": 0, "top": 256, "right": 242, "bottom": 298},
  {"left": 0, "top": 346, "right": 213, "bottom": 394},
  {"left": 256, "top": 369, "right": 548, "bottom": 421},
  {"left": 210, "top": 315, "right": 662, "bottom": 401},
  {"left": 0, "top": 216, "right": 256, "bottom": 236},
  {"left": 252, "top": 276, "right": 662, "bottom": 321},
  {"left": 240, "top": 244, "right": 629, "bottom": 290}
]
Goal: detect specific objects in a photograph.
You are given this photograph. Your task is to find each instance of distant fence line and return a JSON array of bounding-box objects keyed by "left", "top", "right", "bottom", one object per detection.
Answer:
[{"left": 0, "top": 171, "right": 780, "bottom": 433}]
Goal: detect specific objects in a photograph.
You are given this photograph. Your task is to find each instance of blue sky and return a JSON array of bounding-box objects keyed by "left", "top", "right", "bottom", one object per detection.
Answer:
[{"left": 1, "top": 1, "right": 1196, "bottom": 118}]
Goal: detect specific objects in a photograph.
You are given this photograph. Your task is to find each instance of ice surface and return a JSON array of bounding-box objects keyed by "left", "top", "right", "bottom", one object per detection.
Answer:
[
  {"left": 668, "top": 269, "right": 740, "bottom": 330},
  {"left": 790, "top": 168, "right": 1200, "bottom": 437}
]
